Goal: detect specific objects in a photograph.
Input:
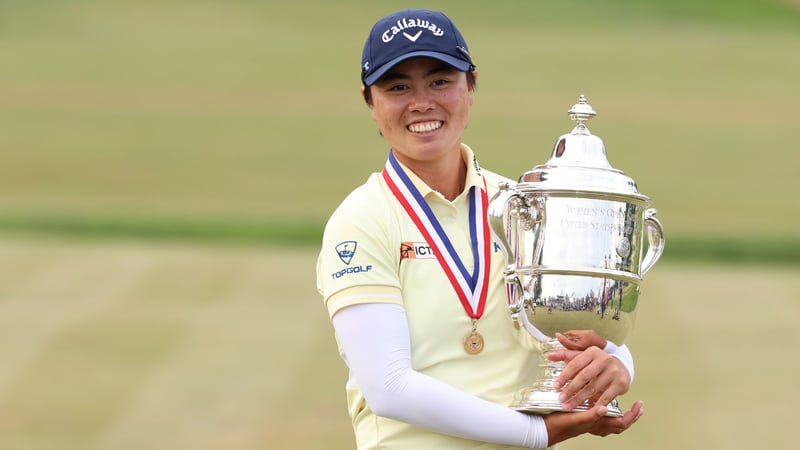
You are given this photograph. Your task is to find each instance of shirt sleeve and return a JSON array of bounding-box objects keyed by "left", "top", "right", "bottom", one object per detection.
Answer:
[
  {"left": 332, "top": 302, "right": 549, "bottom": 449},
  {"left": 316, "top": 179, "right": 403, "bottom": 318}
]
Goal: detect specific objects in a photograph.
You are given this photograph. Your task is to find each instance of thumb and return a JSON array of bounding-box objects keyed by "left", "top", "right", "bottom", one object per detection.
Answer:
[{"left": 594, "top": 405, "right": 609, "bottom": 417}]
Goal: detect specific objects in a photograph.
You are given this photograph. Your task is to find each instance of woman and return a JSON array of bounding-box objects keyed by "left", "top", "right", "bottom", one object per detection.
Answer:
[{"left": 317, "top": 9, "right": 643, "bottom": 449}]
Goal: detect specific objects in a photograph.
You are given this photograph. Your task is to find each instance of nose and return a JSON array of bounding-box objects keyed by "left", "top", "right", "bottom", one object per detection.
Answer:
[{"left": 408, "top": 88, "right": 435, "bottom": 112}]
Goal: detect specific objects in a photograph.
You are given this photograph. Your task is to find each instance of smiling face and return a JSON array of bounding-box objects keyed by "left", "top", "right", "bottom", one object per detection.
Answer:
[{"left": 365, "top": 57, "right": 475, "bottom": 172}]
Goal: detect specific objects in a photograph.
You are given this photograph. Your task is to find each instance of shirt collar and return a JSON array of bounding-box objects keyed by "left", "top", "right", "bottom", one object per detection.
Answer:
[
  {"left": 391, "top": 144, "right": 484, "bottom": 200},
  {"left": 461, "top": 143, "right": 485, "bottom": 193}
]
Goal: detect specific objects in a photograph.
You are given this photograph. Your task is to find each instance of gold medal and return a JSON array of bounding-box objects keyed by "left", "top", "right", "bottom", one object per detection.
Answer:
[
  {"left": 464, "top": 331, "right": 484, "bottom": 354},
  {"left": 464, "top": 319, "right": 484, "bottom": 355}
]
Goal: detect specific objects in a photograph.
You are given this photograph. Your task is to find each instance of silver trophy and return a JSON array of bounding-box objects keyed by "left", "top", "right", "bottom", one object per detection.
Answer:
[{"left": 488, "top": 95, "right": 665, "bottom": 416}]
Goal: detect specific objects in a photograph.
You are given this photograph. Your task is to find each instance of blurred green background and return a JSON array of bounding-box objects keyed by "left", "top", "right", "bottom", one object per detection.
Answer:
[{"left": 1, "top": 0, "right": 799, "bottom": 449}]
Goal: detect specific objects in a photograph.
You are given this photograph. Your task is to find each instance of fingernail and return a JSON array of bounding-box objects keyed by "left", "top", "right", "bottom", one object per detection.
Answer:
[{"left": 558, "top": 392, "right": 566, "bottom": 402}]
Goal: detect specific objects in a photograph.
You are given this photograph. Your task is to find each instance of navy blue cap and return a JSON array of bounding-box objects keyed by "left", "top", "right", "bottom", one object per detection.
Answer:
[{"left": 361, "top": 9, "right": 474, "bottom": 86}]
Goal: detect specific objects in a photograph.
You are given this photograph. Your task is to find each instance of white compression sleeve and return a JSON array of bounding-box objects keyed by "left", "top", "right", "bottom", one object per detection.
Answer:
[
  {"left": 332, "top": 303, "right": 548, "bottom": 449},
  {"left": 603, "top": 341, "right": 635, "bottom": 382}
]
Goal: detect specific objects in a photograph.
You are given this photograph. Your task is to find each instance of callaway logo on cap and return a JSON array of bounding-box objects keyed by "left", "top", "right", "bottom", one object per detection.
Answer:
[{"left": 361, "top": 9, "right": 474, "bottom": 86}]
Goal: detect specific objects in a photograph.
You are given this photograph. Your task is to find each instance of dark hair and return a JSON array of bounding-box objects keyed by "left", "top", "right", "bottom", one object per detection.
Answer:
[{"left": 362, "top": 70, "right": 477, "bottom": 106}]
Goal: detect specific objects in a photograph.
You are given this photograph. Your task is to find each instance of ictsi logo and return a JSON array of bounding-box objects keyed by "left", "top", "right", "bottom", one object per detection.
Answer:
[{"left": 400, "top": 242, "right": 437, "bottom": 261}]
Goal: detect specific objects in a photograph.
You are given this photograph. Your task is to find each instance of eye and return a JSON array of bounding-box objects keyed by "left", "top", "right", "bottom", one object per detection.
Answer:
[
  {"left": 387, "top": 83, "right": 409, "bottom": 92},
  {"left": 432, "top": 79, "right": 450, "bottom": 87}
]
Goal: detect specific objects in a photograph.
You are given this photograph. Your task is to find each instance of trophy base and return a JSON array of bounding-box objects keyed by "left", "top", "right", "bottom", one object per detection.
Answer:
[
  {"left": 510, "top": 389, "right": 623, "bottom": 417},
  {"left": 509, "top": 337, "right": 623, "bottom": 417}
]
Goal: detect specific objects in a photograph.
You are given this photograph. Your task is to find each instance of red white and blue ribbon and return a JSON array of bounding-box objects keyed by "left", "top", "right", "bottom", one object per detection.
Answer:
[{"left": 382, "top": 151, "right": 490, "bottom": 319}]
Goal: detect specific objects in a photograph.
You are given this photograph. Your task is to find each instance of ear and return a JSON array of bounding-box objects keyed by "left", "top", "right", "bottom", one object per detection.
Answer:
[{"left": 361, "top": 85, "right": 373, "bottom": 109}]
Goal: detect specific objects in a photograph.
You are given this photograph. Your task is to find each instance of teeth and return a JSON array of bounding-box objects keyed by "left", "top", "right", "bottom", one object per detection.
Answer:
[{"left": 408, "top": 121, "right": 442, "bottom": 133}]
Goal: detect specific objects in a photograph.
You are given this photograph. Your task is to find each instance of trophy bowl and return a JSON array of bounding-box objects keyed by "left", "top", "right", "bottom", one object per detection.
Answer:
[{"left": 488, "top": 95, "right": 665, "bottom": 416}]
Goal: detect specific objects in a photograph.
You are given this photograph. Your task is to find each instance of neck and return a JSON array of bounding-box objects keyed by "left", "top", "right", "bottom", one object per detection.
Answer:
[{"left": 396, "top": 150, "right": 467, "bottom": 201}]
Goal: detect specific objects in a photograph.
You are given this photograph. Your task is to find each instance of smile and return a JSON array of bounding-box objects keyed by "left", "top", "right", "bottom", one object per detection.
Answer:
[{"left": 407, "top": 120, "right": 443, "bottom": 133}]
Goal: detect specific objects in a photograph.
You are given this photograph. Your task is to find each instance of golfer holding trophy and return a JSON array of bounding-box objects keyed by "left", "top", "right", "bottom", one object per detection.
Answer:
[{"left": 488, "top": 95, "right": 665, "bottom": 416}]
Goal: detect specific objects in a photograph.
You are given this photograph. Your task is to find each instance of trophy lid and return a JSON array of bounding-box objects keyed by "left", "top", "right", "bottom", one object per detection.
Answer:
[{"left": 518, "top": 95, "right": 648, "bottom": 201}]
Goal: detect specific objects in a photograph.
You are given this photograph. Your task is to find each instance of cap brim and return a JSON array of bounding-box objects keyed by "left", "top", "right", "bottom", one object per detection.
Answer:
[{"left": 363, "top": 51, "right": 473, "bottom": 86}]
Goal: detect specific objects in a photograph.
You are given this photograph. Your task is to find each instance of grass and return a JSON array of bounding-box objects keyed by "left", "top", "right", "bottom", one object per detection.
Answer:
[
  {"left": 0, "top": 236, "right": 797, "bottom": 450},
  {"left": 0, "top": 0, "right": 799, "bottom": 244},
  {"left": 0, "top": 236, "right": 351, "bottom": 450}
]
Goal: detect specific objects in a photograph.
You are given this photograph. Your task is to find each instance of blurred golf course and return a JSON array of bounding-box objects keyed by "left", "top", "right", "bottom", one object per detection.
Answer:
[{"left": 1, "top": 0, "right": 799, "bottom": 449}]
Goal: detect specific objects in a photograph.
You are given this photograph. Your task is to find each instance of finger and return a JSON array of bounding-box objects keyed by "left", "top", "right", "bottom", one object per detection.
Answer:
[
  {"left": 560, "top": 350, "right": 625, "bottom": 409},
  {"left": 555, "top": 332, "right": 582, "bottom": 351},
  {"left": 593, "top": 381, "right": 627, "bottom": 409},
  {"left": 547, "top": 348, "right": 582, "bottom": 364},
  {"left": 586, "top": 400, "right": 645, "bottom": 437},
  {"left": 549, "top": 349, "right": 592, "bottom": 391},
  {"left": 561, "top": 377, "right": 607, "bottom": 411},
  {"left": 624, "top": 400, "right": 644, "bottom": 426},
  {"left": 591, "top": 359, "right": 632, "bottom": 407},
  {"left": 567, "top": 348, "right": 632, "bottom": 405},
  {"left": 593, "top": 404, "right": 609, "bottom": 418},
  {"left": 562, "top": 330, "right": 581, "bottom": 342},
  {"left": 607, "top": 400, "right": 644, "bottom": 433},
  {"left": 554, "top": 348, "right": 606, "bottom": 396},
  {"left": 586, "top": 369, "right": 628, "bottom": 408}
]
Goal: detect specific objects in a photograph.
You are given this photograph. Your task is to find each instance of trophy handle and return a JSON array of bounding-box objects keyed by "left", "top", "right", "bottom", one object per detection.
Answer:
[
  {"left": 488, "top": 182, "right": 543, "bottom": 314},
  {"left": 488, "top": 183, "right": 525, "bottom": 313},
  {"left": 487, "top": 182, "right": 519, "bottom": 267},
  {"left": 641, "top": 208, "right": 665, "bottom": 276}
]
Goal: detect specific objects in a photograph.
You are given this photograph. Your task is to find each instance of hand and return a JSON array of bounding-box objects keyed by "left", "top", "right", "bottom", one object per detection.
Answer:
[
  {"left": 543, "top": 401, "right": 645, "bottom": 446},
  {"left": 548, "top": 347, "right": 631, "bottom": 411},
  {"left": 556, "top": 330, "right": 607, "bottom": 351}
]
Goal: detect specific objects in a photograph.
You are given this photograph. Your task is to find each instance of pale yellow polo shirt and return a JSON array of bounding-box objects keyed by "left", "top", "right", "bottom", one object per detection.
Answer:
[{"left": 317, "top": 144, "right": 544, "bottom": 449}]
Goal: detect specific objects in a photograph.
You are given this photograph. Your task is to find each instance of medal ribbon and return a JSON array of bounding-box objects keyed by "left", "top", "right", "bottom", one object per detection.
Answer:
[{"left": 382, "top": 151, "right": 490, "bottom": 319}]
